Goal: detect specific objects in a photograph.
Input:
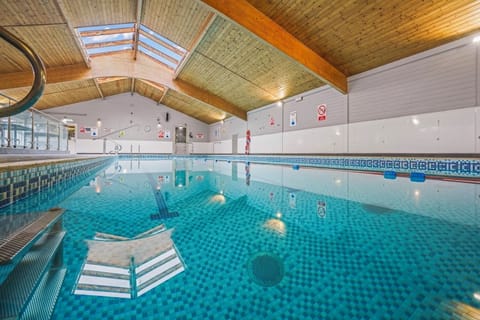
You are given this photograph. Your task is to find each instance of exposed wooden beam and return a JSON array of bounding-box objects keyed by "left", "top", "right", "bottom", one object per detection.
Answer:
[
  {"left": 54, "top": 0, "right": 90, "bottom": 68},
  {"left": 0, "top": 53, "right": 247, "bottom": 120},
  {"left": 198, "top": 0, "right": 348, "bottom": 94},
  {"left": 157, "top": 87, "right": 169, "bottom": 105},
  {"left": 93, "top": 78, "right": 104, "bottom": 99},
  {"left": 130, "top": 77, "right": 136, "bottom": 95},
  {"left": 133, "top": 0, "right": 144, "bottom": 60},
  {"left": 171, "top": 78, "right": 246, "bottom": 120},
  {"left": 0, "top": 63, "right": 91, "bottom": 89},
  {"left": 174, "top": 12, "right": 217, "bottom": 79}
]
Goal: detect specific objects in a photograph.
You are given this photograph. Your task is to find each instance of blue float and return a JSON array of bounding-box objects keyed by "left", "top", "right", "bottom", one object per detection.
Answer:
[
  {"left": 410, "top": 172, "right": 426, "bottom": 182},
  {"left": 384, "top": 171, "right": 396, "bottom": 179},
  {"left": 292, "top": 165, "right": 300, "bottom": 170}
]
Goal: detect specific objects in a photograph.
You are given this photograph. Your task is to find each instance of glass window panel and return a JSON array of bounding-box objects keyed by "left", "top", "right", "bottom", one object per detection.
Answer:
[
  {"left": 48, "top": 122, "right": 59, "bottom": 151},
  {"left": 87, "top": 45, "right": 132, "bottom": 55},
  {"left": 33, "top": 113, "right": 48, "bottom": 150},
  {"left": 0, "top": 117, "right": 8, "bottom": 147},
  {"left": 82, "top": 33, "right": 134, "bottom": 45},
  {"left": 59, "top": 126, "right": 68, "bottom": 152},
  {"left": 138, "top": 45, "right": 176, "bottom": 69},
  {"left": 10, "top": 111, "right": 32, "bottom": 149}
]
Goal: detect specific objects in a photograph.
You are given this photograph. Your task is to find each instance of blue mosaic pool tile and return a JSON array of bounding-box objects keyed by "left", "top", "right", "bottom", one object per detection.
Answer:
[{"left": 0, "top": 157, "right": 114, "bottom": 209}]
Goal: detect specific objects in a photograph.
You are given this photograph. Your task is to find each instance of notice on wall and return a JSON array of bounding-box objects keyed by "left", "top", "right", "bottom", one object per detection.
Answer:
[
  {"left": 90, "top": 127, "right": 98, "bottom": 137},
  {"left": 317, "top": 104, "right": 327, "bottom": 121},
  {"left": 289, "top": 111, "right": 297, "bottom": 127},
  {"left": 196, "top": 133, "right": 204, "bottom": 139},
  {"left": 165, "top": 130, "right": 170, "bottom": 139}
]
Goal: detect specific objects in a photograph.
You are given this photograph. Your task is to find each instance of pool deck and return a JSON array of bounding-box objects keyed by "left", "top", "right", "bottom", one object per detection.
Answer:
[
  {"left": 0, "top": 155, "right": 113, "bottom": 171},
  {"left": 0, "top": 155, "right": 81, "bottom": 164}
]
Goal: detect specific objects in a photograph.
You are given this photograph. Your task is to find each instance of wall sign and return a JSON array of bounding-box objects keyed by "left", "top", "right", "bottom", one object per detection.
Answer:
[
  {"left": 196, "top": 133, "right": 204, "bottom": 139},
  {"left": 317, "top": 104, "right": 327, "bottom": 121},
  {"left": 289, "top": 111, "right": 297, "bottom": 127},
  {"left": 90, "top": 127, "right": 98, "bottom": 137}
]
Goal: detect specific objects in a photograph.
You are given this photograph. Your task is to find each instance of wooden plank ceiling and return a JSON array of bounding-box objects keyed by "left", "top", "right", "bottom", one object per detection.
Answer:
[{"left": 1, "top": 0, "right": 480, "bottom": 124}]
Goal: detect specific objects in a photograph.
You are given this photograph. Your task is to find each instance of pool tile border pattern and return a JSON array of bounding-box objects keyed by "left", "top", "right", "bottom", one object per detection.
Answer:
[
  {"left": 119, "top": 154, "right": 480, "bottom": 178},
  {"left": 0, "top": 157, "right": 114, "bottom": 208}
]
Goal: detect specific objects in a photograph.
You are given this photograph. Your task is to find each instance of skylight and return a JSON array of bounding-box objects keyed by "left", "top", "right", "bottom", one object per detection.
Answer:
[
  {"left": 77, "top": 23, "right": 134, "bottom": 56},
  {"left": 76, "top": 23, "right": 187, "bottom": 71}
]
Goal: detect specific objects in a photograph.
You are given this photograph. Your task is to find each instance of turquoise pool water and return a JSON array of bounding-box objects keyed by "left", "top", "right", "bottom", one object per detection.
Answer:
[{"left": 4, "top": 159, "right": 480, "bottom": 319}]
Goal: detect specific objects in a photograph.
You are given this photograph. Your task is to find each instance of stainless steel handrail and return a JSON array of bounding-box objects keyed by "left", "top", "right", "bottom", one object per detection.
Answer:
[{"left": 0, "top": 26, "right": 46, "bottom": 118}]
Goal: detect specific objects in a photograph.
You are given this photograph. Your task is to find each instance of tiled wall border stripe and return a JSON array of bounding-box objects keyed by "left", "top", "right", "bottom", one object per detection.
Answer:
[
  {"left": 118, "top": 154, "right": 480, "bottom": 178},
  {"left": 0, "top": 156, "right": 115, "bottom": 209}
]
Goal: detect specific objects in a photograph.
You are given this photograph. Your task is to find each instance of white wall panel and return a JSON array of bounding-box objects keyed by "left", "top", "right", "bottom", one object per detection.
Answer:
[
  {"left": 349, "top": 44, "right": 477, "bottom": 123},
  {"left": 349, "top": 107, "right": 476, "bottom": 153},
  {"left": 250, "top": 132, "right": 283, "bottom": 154},
  {"left": 283, "top": 87, "right": 348, "bottom": 131},
  {"left": 192, "top": 142, "right": 213, "bottom": 154},
  {"left": 76, "top": 139, "right": 104, "bottom": 153},
  {"left": 54, "top": 93, "right": 209, "bottom": 143},
  {"left": 283, "top": 125, "right": 348, "bottom": 153},
  {"left": 212, "top": 140, "right": 232, "bottom": 153}
]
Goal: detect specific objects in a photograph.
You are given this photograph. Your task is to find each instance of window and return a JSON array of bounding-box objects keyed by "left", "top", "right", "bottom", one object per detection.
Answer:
[{"left": 76, "top": 23, "right": 187, "bottom": 70}]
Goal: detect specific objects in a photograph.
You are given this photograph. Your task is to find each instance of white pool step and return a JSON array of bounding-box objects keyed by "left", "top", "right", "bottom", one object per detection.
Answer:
[{"left": 73, "top": 227, "right": 185, "bottom": 299}]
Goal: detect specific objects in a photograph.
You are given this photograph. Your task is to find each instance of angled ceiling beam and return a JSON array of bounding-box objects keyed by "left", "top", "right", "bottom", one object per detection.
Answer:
[
  {"left": 0, "top": 53, "right": 246, "bottom": 120},
  {"left": 133, "top": 0, "right": 144, "bottom": 60},
  {"left": 130, "top": 77, "right": 136, "bottom": 95},
  {"left": 93, "top": 78, "right": 104, "bottom": 99},
  {"left": 157, "top": 87, "right": 169, "bottom": 105},
  {"left": 198, "top": 0, "right": 348, "bottom": 94},
  {"left": 170, "top": 78, "right": 246, "bottom": 120},
  {"left": 54, "top": 0, "right": 90, "bottom": 68},
  {"left": 174, "top": 12, "right": 217, "bottom": 79},
  {"left": 0, "top": 63, "right": 90, "bottom": 89}
]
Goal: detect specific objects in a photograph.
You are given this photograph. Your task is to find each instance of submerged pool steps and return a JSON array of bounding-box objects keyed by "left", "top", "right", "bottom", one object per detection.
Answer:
[
  {"left": 136, "top": 248, "right": 185, "bottom": 297},
  {"left": 0, "top": 208, "right": 66, "bottom": 320},
  {"left": 74, "top": 226, "right": 185, "bottom": 299}
]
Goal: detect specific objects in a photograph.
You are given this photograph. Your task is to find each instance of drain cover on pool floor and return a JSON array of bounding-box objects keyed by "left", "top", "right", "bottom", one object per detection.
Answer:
[{"left": 247, "top": 252, "right": 284, "bottom": 287}]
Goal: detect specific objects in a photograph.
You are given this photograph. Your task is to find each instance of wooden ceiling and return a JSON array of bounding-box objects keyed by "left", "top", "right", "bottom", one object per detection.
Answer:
[{"left": 1, "top": 0, "right": 480, "bottom": 124}]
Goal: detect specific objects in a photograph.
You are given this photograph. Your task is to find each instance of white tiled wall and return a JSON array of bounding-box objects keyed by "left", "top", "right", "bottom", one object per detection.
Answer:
[
  {"left": 348, "top": 107, "right": 476, "bottom": 153},
  {"left": 283, "top": 125, "right": 348, "bottom": 153},
  {"left": 249, "top": 107, "right": 478, "bottom": 154},
  {"left": 76, "top": 139, "right": 173, "bottom": 154}
]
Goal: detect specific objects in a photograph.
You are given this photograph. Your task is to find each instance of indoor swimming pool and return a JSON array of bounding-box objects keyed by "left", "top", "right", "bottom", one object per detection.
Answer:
[{"left": 2, "top": 158, "right": 480, "bottom": 319}]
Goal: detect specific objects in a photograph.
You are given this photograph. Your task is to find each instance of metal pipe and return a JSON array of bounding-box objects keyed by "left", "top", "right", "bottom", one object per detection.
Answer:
[{"left": 0, "top": 26, "right": 46, "bottom": 117}]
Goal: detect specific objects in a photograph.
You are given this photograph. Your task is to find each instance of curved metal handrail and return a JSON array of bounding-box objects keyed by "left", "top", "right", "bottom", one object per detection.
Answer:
[{"left": 0, "top": 26, "right": 46, "bottom": 118}]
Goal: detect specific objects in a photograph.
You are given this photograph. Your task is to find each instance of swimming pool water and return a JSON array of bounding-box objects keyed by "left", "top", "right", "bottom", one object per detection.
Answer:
[{"left": 4, "top": 159, "right": 480, "bottom": 319}]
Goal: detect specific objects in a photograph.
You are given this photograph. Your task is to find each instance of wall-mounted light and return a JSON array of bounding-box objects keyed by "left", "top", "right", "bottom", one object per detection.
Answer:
[
  {"left": 276, "top": 101, "right": 283, "bottom": 107},
  {"left": 62, "top": 117, "right": 73, "bottom": 124},
  {"left": 97, "top": 118, "right": 102, "bottom": 127},
  {"left": 157, "top": 118, "right": 162, "bottom": 128},
  {"left": 473, "top": 36, "right": 480, "bottom": 43}
]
